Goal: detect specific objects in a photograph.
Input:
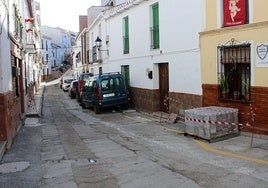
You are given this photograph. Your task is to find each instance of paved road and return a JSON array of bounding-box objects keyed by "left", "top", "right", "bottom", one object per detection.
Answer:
[{"left": 0, "top": 82, "right": 267, "bottom": 187}]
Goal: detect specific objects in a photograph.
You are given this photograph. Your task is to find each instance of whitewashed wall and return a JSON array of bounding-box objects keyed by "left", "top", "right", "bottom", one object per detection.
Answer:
[
  {"left": 41, "top": 38, "right": 53, "bottom": 75},
  {"left": 88, "top": 0, "right": 203, "bottom": 95},
  {"left": 0, "top": 0, "right": 12, "bottom": 93},
  {"left": 72, "top": 37, "right": 83, "bottom": 79},
  {"left": 115, "top": 0, "right": 202, "bottom": 94},
  {"left": 41, "top": 26, "right": 74, "bottom": 66}
]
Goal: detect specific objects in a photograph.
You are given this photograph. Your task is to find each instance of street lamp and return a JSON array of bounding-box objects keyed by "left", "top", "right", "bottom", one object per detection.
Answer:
[{"left": 95, "top": 36, "right": 109, "bottom": 56}]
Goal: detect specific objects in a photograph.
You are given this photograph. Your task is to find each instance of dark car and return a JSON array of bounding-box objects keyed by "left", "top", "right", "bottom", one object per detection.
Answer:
[
  {"left": 77, "top": 73, "right": 94, "bottom": 102},
  {"left": 68, "top": 80, "right": 78, "bottom": 99},
  {"left": 80, "top": 72, "right": 130, "bottom": 114}
]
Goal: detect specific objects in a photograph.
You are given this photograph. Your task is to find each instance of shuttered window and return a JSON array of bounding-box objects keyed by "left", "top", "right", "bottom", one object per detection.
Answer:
[
  {"left": 151, "top": 3, "right": 159, "bottom": 49},
  {"left": 123, "top": 16, "right": 129, "bottom": 54}
]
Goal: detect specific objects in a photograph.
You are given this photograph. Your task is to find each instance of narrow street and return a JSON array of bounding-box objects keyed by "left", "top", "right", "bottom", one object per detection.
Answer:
[{"left": 0, "top": 81, "right": 267, "bottom": 188}]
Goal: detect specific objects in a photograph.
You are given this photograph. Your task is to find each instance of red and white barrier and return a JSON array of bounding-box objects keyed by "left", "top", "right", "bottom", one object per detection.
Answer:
[{"left": 163, "top": 95, "right": 256, "bottom": 129}]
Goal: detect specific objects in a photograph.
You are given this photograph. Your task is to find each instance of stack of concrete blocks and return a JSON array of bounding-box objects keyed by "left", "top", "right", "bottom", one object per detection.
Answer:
[{"left": 185, "top": 106, "right": 239, "bottom": 140}]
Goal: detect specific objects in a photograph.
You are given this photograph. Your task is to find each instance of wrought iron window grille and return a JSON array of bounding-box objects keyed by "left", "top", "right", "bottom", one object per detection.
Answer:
[{"left": 217, "top": 39, "right": 251, "bottom": 103}]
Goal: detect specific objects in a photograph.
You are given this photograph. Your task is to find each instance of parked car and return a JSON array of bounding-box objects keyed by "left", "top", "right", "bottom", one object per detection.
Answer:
[
  {"left": 68, "top": 80, "right": 78, "bottom": 99},
  {"left": 60, "top": 77, "right": 63, "bottom": 89},
  {"left": 80, "top": 72, "right": 130, "bottom": 114},
  {"left": 77, "top": 73, "right": 93, "bottom": 102},
  {"left": 62, "top": 77, "right": 74, "bottom": 92}
]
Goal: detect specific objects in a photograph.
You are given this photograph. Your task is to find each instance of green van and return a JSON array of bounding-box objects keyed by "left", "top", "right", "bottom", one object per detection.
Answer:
[{"left": 80, "top": 72, "right": 130, "bottom": 114}]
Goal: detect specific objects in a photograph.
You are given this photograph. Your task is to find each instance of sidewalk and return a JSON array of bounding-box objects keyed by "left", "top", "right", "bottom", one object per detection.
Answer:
[
  {"left": 0, "top": 86, "right": 45, "bottom": 161},
  {"left": 156, "top": 119, "right": 268, "bottom": 165},
  {"left": 26, "top": 86, "right": 45, "bottom": 117}
]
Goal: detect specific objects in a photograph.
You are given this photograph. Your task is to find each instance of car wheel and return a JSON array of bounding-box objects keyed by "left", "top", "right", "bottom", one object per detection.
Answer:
[
  {"left": 122, "top": 103, "right": 130, "bottom": 110},
  {"left": 81, "top": 103, "right": 86, "bottom": 109},
  {"left": 94, "top": 104, "right": 100, "bottom": 114},
  {"left": 77, "top": 95, "right": 81, "bottom": 103}
]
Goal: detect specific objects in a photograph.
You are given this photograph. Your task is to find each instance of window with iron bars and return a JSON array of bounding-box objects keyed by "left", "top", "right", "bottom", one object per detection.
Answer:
[
  {"left": 218, "top": 43, "right": 251, "bottom": 103},
  {"left": 11, "top": 55, "right": 19, "bottom": 98},
  {"left": 13, "top": 4, "right": 23, "bottom": 41},
  {"left": 92, "top": 46, "right": 97, "bottom": 62}
]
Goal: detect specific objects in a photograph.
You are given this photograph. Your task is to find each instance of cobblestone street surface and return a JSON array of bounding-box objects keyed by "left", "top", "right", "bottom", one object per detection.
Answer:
[{"left": 0, "top": 81, "right": 267, "bottom": 188}]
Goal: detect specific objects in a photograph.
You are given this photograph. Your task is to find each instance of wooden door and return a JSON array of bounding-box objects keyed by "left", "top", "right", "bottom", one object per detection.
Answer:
[{"left": 159, "top": 63, "right": 169, "bottom": 112}]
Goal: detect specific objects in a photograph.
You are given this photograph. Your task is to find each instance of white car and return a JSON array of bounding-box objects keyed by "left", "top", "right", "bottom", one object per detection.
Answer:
[{"left": 62, "top": 78, "right": 74, "bottom": 92}]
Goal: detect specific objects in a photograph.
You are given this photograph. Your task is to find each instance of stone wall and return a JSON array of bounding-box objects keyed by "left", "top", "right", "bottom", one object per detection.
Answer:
[
  {"left": 0, "top": 91, "right": 23, "bottom": 148},
  {"left": 169, "top": 92, "right": 202, "bottom": 115},
  {"left": 130, "top": 87, "right": 160, "bottom": 112},
  {"left": 130, "top": 87, "right": 202, "bottom": 114}
]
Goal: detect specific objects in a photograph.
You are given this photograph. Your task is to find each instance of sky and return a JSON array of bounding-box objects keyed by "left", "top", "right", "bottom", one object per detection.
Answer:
[{"left": 36, "top": 0, "right": 101, "bottom": 32}]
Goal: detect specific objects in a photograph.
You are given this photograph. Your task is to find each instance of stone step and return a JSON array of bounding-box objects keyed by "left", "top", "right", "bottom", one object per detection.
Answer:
[{"left": 149, "top": 112, "right": 178, "bottom": 123}]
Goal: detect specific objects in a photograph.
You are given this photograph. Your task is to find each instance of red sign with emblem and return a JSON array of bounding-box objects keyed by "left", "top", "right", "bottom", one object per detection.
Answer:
[{"left": 223, "top": 0, "right": 246, "bottom": 27}]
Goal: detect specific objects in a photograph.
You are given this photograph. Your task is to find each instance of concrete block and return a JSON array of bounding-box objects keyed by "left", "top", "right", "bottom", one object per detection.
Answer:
[{"left": 185, "top": 106, "right": 238, "bottom": 140}]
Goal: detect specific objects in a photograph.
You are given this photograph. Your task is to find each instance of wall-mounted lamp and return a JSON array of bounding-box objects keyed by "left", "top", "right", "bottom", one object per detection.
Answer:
[{"left": 95, "top": 36, "right": 109, "bottom": 56}]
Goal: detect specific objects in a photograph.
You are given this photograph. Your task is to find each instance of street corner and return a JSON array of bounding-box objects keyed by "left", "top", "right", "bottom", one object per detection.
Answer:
[
  {"left": 208, "top": 133, "right": 268, "bottom": 154},
  {"left": 194, "top": 135, "right": 268, "bottom": 166},
  {"left": 152, "top": 122, "right": 268, "bottom": 166}
]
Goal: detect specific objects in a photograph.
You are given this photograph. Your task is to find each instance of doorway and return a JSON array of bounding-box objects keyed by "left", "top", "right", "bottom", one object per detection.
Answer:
[
  {"left": 159, "top": 63, "right": 169, "bottom": 112},
  {"left": 121, "top": 65, "right": 130, "bottom": 87}
]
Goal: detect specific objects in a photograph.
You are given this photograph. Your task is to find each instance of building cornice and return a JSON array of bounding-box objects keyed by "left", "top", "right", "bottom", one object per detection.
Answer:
[
  {"left": 75, "top": 28, "right": 88, "bottom": 42},
  {"left": 104, "top": 0, "right": 148, "bottom": 19},
  {"left": 88, "top": 0, "right": 149, "bottom": 30},
  {"left": 199, "top": 21, "right": 268, "bottom": 36}
]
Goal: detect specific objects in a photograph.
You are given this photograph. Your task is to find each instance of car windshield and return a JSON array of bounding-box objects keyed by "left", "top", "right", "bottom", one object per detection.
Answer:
[
  {"left": 84, "top": 77, "right": 95, "bottom": 87},
  {"left": 81, "top": 73, "right": 93, "bottom": 80},
  {"left": 73, "top": 81, "right": 78, "bottom": 86},
  {"left": 83, "top": 74, "right": 90, "bottom": 80},
  {"left": 114, "top": 77, "right": 124, "bottom": 89},
  {"left": 64, "top": 79, "right": 73, "bottom": 84},
  {"left": 101, "top": 77, "right": 123, "bottom": 91}
]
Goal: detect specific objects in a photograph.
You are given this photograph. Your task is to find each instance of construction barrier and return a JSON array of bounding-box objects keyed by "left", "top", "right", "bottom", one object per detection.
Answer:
[{"left": 163, "top": 95, "right": 256, "bottom": 130}]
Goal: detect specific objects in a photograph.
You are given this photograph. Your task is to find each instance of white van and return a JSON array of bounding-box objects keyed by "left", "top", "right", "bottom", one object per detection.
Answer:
[{"left": 61, "top": 76, "right": 74, "bottom": 92}]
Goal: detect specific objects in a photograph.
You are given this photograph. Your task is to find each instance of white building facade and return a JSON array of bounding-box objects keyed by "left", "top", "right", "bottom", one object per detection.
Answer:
[
  {"left": 72, "top": 29, "right": 85, "bottom": 80},
  {"left": 0, "top": 0, "right": 41, "bottom": 149},
  {"left": 86, "top": 0, "right": 204, "bottom": 113},
  {"left": 40, "top": 35, "right": 53, "bottom": 80},
  {"left": 0, "top": 0, "right": 11, "bottom": 95},
  {"left": 40, "top": 26, "right": 75, "bottom": 80}
]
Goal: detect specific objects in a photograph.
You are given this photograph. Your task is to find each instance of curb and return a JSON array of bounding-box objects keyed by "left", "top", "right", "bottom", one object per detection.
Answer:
[
  {"left": 26, "top": 86, "right": 45, "bottom": 118},
  {"left": 0, "top": 141, "right": 6, "bottom": 161}
]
